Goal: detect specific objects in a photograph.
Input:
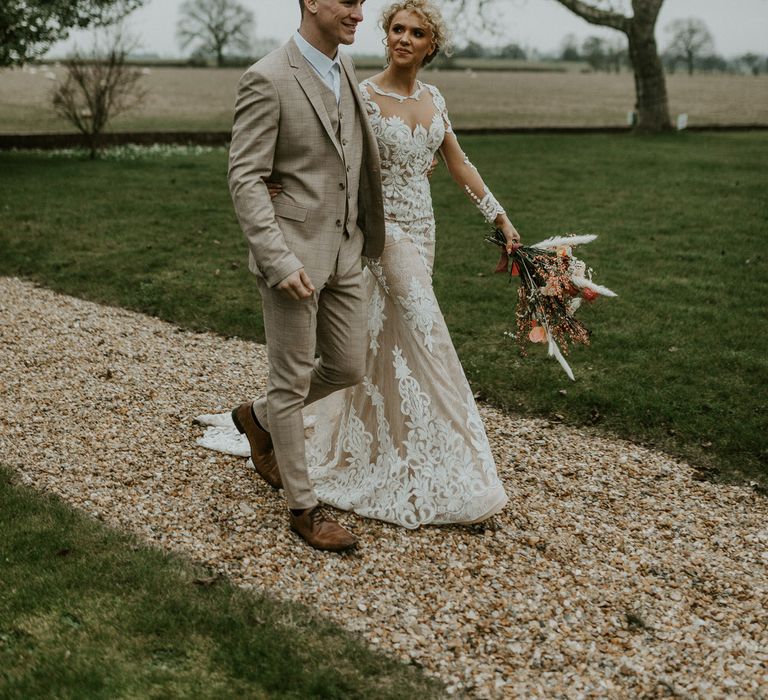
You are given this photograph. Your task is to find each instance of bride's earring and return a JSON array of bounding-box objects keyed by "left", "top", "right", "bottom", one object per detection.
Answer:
[{"left": 382, "top": 36, "right": 390, "bottom": 66}]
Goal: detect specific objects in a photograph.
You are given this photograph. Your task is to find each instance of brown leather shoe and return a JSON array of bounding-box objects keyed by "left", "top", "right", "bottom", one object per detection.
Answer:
[
  {"left": 231, "top": 402, "right": 283, "bottom": 490},
  {"left": 290, "top": 506, "right": 357, "bottom": 552}
]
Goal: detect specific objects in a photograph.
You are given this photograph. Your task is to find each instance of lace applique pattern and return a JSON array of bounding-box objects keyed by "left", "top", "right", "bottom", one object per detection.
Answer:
[
  {"left": 366, "top": 78, "right": 425, "bottom": 102},
  {"left": 385, "top": 220, "right": 433, "bottom": 273},
  {"left": 300, "top": 345, "right": 506, "bottom": 527},
  {"left": 360, "top": 80, "right": 444, "bottom": 222},
  {"left": 465, "top": 184, "right": 506, "bottom": 223},
  {"left": 397, "top": 278, "right": 438, "bottom": 352},
  {"left": 366, "top": 257, "right": 390, "bottom": 292},
  {"left": 426, "top": 83, "right": 453, "bottom": 133},
  {"left": 368, "top": 278, "right": 386, "bottom": 354}
]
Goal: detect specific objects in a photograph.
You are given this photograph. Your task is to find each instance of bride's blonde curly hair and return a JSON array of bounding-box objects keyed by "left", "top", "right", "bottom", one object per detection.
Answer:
[{"left": 380, "top": 0, "right": 453, "bottom": 67}]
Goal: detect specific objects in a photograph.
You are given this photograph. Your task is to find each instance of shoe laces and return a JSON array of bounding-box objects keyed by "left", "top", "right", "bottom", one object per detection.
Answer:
[{"left": 309, "top": 506, "right": 328, "bottom": 526}]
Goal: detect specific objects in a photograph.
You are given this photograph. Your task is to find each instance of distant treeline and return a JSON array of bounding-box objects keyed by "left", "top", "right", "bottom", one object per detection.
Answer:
[
  {"left": 42, "top": 53, "right": 570, "bottom": 74},
  {"left": 447, "top": 36, "right": 767, "bottom": 76},
  {"left": 44, "top": 36, "right": 766, "bottom": 77},
  {"left": 556, "top": 33, "right": 766, "bottom": 76}
]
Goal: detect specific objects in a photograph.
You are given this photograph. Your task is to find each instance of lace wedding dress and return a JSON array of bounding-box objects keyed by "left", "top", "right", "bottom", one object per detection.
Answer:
[{"left": 197, "top": 80, "right": 508, "bottom": 528}]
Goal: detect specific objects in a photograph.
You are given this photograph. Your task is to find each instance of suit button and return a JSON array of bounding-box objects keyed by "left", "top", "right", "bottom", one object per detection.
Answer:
[
  {"left": 336, "top": 219, "right": 342, "bottom": 227},
  {"left": 342, "top": 139, "right": 348, "bottom": 146},
  {"left": 339, "top": 183, "right": 345, "bottom": 190},
  {"left": 346, "top": 165, "right": 351, "bottom": 172}
]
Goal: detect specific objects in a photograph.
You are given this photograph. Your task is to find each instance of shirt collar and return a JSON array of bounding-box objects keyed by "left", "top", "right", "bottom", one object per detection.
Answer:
[{"left": 294, "top": 30, "right": 341, "bottom": 78}]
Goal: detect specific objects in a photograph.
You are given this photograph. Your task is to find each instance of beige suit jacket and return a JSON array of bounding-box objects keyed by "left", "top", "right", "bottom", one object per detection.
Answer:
[{"left": 228, "top": 39, "right": 385, "bottom": 288}]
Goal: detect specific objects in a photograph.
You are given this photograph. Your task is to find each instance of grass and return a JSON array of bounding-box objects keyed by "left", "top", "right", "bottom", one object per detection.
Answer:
[
  {"left": 0, "top": 132, "right": 766, "bottom": 489},
  {"left": 1, "top": 66, "right": 766, "bottom": 133},
  {"left": 0, "top": 467, "right": 444, "bottom": 699},
  {"left": 431, "top": 132, "right": 768, "bottom": 486}
]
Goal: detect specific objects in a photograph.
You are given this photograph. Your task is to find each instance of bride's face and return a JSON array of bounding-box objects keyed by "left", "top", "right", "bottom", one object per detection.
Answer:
[{"left": 385, "top": 10, "right": 436, "bottom": 68}]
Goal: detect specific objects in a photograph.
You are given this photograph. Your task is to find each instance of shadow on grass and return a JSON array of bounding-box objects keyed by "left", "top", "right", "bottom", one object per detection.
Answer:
[{"left": 0, "top": 467, "right": 444, "bottom": 699}]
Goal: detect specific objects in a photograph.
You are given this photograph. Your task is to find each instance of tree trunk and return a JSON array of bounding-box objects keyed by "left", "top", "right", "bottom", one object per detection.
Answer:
[
  {"left": 87, "top": 133, "right": 98, "bottom": 160},
  {"left": 627, "top": 22, "right": 673, "bottom": 132},
  {"left": 553, "top": 0, "right": 673, "bottom": 133}
]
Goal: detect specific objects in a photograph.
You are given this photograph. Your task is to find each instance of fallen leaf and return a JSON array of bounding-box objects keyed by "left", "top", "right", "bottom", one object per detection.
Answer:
[{"left": 193, "top": 575, "right": 219, "bottom": 587}]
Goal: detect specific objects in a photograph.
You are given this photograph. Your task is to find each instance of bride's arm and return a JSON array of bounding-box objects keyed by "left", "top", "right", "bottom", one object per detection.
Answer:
[{"left": 438, "top": 130, "right": 521, "bottom": 252}]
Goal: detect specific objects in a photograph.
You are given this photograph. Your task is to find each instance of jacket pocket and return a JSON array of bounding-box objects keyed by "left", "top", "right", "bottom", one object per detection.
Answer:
[{"left": 273, "top": 201, "right": 308, "bottom": 223}]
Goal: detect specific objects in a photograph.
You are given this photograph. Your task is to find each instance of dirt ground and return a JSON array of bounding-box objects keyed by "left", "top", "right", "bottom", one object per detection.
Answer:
[{"left": 1, "top": 64, "right": 766, "bottom": 133}]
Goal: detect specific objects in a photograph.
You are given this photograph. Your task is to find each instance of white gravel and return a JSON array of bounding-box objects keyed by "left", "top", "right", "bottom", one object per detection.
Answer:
[{"left": 1, "top": 276, "right": 766, "bottom": 699}]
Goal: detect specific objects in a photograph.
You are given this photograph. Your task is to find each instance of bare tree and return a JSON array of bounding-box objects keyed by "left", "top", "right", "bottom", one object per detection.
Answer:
[
  {"left": 739, "top": 53, "right": 763, "bottom": 76},
  {"left": 665, "top": 18, "right": 714, "bottom": 76},
  {"left": 605, "top": 36, "right": 628, "bottom": 73},
  {"left": 498, "top": 42, "right": 527, "bottom": 60},
  {"left": 559, "top": 33, "right": 581, "bottom": 61},
  {"left": 176, "top": 0, "right": 254, "bottom": 67},
  {"left": 441, "top": 0, "right": 672, "bottom": 132},
  {"left": 581, "top": 35, "right": 625, "bottom": 72},
  {"left": 582, "top": 35, "right": 607, "bottom": 71},
  {"left": 52, "top": 30, "right": 146, "bottom": 158}
]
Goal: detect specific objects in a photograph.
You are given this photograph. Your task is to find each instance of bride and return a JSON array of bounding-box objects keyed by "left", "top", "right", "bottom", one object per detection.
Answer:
[{"left": 198, "top": 0, "right": 522, "bottom": 529}]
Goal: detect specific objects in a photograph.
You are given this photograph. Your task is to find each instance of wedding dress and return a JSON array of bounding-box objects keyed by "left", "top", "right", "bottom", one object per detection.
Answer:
[{"left": 197, "top": 80, "right": 508, "bottom": 528}]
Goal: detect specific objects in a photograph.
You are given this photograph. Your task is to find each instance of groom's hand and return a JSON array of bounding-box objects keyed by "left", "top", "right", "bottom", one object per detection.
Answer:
[
  {"left": 277, "top": 268, "right": 316, "bottom": 300},
  {"left": 265, "top": 181, "right": 282, "bottom": 199}
]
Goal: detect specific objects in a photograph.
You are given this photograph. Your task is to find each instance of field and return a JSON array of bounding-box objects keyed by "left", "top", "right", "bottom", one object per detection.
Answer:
[
  {"left": 1, "top": 133, "right": 766, "bottom": 485},
  {"left": 1, "top": 65, "right": 766, "bottom": 133}
]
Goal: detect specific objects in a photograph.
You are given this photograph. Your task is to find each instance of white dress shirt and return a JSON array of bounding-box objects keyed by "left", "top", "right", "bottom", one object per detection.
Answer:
[{"left": 294, "top": 31, "right": 341, "bottom": 103}]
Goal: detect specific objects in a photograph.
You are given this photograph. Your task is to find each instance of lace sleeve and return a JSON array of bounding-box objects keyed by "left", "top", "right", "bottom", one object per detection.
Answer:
[
  {"left": 428, "top": 84, "right": 453, "bottom": 134},
  {"left": 464, "top": 183, "right": 506, "bottom": 224},
  {"left": 358, "top": 80, "right": 380, "bottom": 119},
  {"left": 433, "top": 83, "right": 506, "bottom": 224}
]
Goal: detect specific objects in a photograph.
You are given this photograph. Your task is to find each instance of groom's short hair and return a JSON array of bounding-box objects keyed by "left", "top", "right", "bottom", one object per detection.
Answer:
[{"left": 299, "top": 0, "right": 305, "bottom": 15}]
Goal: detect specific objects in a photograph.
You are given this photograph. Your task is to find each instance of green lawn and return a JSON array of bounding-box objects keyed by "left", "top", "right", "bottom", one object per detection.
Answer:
[
  {"left": 1, "top": 133, "right": 766, "bottom": 487},
  {"left": 0, "top": 468, "right": 443, "bottom": 699}
]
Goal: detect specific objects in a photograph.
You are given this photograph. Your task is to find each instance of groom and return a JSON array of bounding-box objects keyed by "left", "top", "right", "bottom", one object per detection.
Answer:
[{"left": 227, "top": 0, "right": 384, "bottom": 551}]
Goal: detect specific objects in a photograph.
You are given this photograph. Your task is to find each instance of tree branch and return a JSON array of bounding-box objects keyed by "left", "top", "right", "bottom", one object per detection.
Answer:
[
  {"left": 553, "top": 1, "right": 631, "bottom": 33},
  {"left": 633, "top": 0, "right": 664, "bottom": 25}
]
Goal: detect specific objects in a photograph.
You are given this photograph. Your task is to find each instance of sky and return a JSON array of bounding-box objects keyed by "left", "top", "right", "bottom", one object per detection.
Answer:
[{"left": 49, "top": 0, "right": 768, "bottom": 59}]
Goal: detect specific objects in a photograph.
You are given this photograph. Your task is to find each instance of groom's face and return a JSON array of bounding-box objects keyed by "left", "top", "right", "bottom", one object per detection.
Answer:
[{"left": 311, "top": 0, "right": 366, "bottom": 46}]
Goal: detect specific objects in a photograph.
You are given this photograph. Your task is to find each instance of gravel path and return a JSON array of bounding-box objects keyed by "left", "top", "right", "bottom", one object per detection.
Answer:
[{"left": 1, "top": 276, "right": 766, "bottom": 699}]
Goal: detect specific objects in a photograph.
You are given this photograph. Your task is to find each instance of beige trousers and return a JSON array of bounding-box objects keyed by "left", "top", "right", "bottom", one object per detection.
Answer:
[{"left": 252, "top": 229, "right": 366, "bottom": 509}]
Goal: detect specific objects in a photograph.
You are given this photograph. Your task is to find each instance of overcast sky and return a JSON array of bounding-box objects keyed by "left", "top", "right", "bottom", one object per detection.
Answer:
[{"left": 49, "top": 0, "right": 768, "bottom": 58}]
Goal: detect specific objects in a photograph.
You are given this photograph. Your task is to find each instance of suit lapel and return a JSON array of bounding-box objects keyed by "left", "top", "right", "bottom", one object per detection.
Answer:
[
  {"left": 286, "top": 38, "right": 343, "bottom": 160},
  {"left": 340, "top": 53, "right": 367, "bottom": 125},
  {"left": 340, "top": 52, "right": 380, "bottom": 178},
  {"left": 340, "top": 54, "right": 378, "bottom": 161}
]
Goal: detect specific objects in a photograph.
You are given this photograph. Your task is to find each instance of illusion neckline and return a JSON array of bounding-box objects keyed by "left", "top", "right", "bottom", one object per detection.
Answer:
[{"left": 365, "top": 78, "right": 425, "bottom": 102}]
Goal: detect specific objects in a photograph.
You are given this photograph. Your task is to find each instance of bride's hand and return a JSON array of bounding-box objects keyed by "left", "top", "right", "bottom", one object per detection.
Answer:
[
  {"left": 265, "top": 181, "right": 282, "bottom": 199},
  {"left": 499, "top": 220, "right": 521, "bottom": 253}
]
